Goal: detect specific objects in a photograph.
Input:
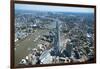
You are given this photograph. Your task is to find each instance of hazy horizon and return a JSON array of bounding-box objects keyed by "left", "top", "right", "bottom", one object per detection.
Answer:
[{"left": 15, "top": 4, "right": 94, "bottom": 13}]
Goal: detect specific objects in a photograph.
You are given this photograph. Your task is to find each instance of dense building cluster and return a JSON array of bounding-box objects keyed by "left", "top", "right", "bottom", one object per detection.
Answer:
[{"left": 15, "top": 10, "right": 94, "bottom": 66}]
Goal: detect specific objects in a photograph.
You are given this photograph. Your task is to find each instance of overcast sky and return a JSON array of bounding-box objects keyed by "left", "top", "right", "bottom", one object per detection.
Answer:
[{"left": 15, "top": 4, "right": 94, "bottom": 13}]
